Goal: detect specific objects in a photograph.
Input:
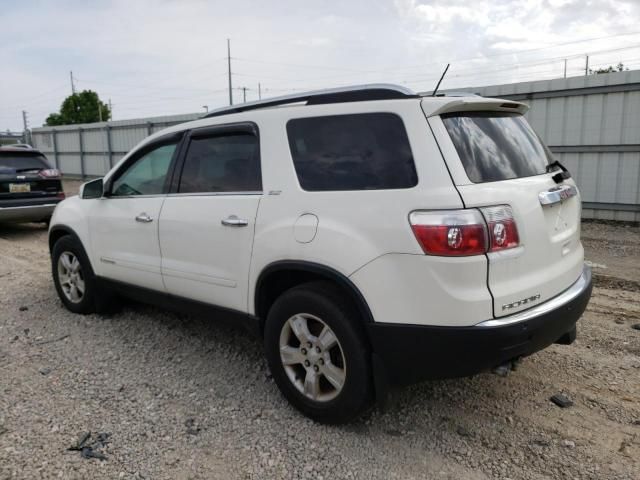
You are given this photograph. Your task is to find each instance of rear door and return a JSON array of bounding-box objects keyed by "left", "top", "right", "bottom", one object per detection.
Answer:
[
  {"left": 158, "top": 124, "right": 261, "bottom": 312},
  {"left": 428, "top": 107, "right": 583, "bottom": 317}
]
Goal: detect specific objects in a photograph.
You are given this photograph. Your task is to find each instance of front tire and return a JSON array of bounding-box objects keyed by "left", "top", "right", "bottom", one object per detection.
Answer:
[
  {"left": 264, "top": 281, "right": 373, "bottom": 424},
  {"left": 51, "top": 235, "right": 118, "bottom": 314}
]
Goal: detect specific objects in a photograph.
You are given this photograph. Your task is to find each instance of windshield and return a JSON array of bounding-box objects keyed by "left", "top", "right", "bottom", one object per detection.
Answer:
[
  {"left": 441, "top": 112, "right": 553, "bottom": 183},
  {"left": 0, "top": 153, "right": 50, "bottom": 172}
]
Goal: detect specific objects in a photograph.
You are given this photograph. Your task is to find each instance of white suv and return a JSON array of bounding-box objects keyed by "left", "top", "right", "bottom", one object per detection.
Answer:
[{"left": 49, "top": 85, "right": 592, "bottom": 423}]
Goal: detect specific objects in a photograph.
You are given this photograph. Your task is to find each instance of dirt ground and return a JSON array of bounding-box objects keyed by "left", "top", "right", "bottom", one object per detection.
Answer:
[{"left": 0, "top": 180, "right": 638, "bottom": 479}]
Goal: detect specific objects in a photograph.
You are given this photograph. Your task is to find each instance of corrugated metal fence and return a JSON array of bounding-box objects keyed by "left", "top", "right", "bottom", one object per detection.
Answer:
[
  {"left": 31, "top": 113, "right": 201, "bottom": 177},
  {"left": 31, "top": 70, "right": 640, "bottom": 221}
]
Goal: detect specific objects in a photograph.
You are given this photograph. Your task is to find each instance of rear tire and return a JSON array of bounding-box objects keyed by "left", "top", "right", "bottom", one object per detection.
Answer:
[
  {"left": 264, "top": 281, "right": 373, "bottom": 424},
  {"left": 51, "top": 235, "right": 119, "bottom": 314}
]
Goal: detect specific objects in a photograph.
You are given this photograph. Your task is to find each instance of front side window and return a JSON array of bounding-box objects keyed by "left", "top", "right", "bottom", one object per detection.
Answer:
[
  {"left": 178, "top": 133, "right": 261, "bottom": 193},
  {"left": 441, "top": 112, "right": 554, "bottom": 183},
  {"left": 287, "top": 113, "right": 417, "bottom": 191},
  {"left": 111, "top": 143, "right": 177, "bottom": 196}
]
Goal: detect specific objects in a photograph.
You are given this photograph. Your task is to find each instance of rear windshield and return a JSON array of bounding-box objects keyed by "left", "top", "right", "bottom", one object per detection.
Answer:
[
  {"left": 441, "top": 112, "right": 553, "bottom": 183},
  {"left": 287, "top": 113, "right": 417, "bottom": 191},
  {"left": 0, "top": 153, "right": 50, "bottom": 172}
]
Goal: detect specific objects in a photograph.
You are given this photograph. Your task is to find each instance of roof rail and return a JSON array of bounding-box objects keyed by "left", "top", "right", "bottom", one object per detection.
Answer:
[
  {"left": 203, "top": 84, "right": 418, "bottom": 118},
  {"left": 418, "top": 90, "right": 482, "bottom": 97}
]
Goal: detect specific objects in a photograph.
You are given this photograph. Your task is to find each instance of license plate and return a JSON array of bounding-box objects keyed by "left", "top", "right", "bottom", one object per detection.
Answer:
[{"left": 9, "top": 183, "right": 30, "bottom": 193}]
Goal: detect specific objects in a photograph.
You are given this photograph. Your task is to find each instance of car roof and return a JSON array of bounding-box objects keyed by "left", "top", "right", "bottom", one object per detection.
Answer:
[
  {"left": 0, "top": 146, "right": 45, "bottom": 155},
  {"left": 131, "top": 84, "right": 527, "bottom": 155}
]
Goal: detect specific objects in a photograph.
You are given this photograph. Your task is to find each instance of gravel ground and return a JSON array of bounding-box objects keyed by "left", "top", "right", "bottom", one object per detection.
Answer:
[{"left": 0, "top": 181, "right": 638, "bottom": 479}]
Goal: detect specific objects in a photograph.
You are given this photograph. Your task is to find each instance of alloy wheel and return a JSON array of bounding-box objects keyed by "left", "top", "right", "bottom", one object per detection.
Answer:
[
  {"left": 57, "top": 251, "right": 85, "bottom": 304},
  {"left": 279, "top": 313, "right": 347, "bottom": 402}
]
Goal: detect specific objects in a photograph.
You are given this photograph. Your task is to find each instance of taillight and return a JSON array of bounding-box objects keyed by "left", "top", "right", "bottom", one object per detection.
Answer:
[
  {"left": 39, "top": 169, "right": 61, "bottom": 178},
  {"left": 56, "top": 192, "right": 66, "bottom": 199},
  {"left": 480, "top": 205, "right": 520, "bottom": 252},
  {"left": 409, "top": 205, "right": 520, "bottom": 256},
  {"left": 410, "top": 210, "right": 488, "bottom": 256}
]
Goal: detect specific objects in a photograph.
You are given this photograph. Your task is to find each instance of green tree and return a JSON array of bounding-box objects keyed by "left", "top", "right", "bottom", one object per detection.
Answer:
[
  {"left": 589, "top": 62, "right": 628, "bottom": 75},
  {"left": 45, "top": 90, "right": 111, "bottom": 126}
]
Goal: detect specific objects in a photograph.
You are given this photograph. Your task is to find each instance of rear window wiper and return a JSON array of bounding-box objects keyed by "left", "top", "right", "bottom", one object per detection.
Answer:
[{"left": 546, "top": 160, "right": 571, "bottom": 184}]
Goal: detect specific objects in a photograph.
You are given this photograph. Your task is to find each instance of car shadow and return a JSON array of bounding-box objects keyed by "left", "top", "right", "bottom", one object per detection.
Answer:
[
  {"left": 0, "top": 222, "right": 49, "bottom": 241},
  {"left": 99, "top": 296, "right": 506, "bottom": 429}
]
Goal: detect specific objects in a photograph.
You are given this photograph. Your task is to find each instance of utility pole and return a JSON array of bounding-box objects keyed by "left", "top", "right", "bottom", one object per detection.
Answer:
[
  {"left": 585, "top": 55, "right": 589, "bottom": 76},
  {"left": 70, "top": 70, "right": 76, "bottom": 94},
  {"left": 98, "top": 102, "right": 103, "bottom": 122},
  {"left": 21, "top": 110, "right": 30, "bottom": 144},
  {"left": 563, "top": 59, "right": 567, "bottom": 79},
  {"left": 258, "top": 82, "right": 262, "bottom": 100},
  {"left": 227, "top": 39, "right": 233, "bottom": 105},
  {"left": 241, "top": 87, "right": 248, "bottom": 103}
]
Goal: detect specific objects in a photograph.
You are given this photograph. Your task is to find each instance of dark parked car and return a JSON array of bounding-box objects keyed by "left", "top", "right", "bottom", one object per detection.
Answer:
[{"left": 0, "top": 146, "right": 65, "bottom": 224}]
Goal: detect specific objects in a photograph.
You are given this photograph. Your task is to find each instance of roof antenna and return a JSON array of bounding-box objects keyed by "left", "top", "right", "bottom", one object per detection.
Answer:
[{"left": 431, "top": 63, "right": 450, "bottom": 96}]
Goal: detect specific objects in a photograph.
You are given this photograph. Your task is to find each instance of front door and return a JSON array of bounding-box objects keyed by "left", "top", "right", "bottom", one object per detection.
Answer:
[
  {"left": 90, "top": 139, "right": 180, "bottom": 292},
  {"left": 159, "top": 125, "right": 262, "bottom": 312}
]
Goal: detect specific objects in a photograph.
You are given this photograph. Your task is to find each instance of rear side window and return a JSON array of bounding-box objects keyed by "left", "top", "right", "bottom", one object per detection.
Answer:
[
  {"left": 0, "top": 153, "right": 50, "bottom": 172},
  {"left": 441, "top": 112, "right": 553, "bottom": 183},
  {"left": 287, "top": 113, "right": 417, "bottom": 191},
  {"left": 178, "top": 133, "right": 261, "bottom": 193}
]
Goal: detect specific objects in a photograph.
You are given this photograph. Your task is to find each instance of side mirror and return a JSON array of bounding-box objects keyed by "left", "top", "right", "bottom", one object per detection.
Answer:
[{"left": 80, "top": 178, "right": 104, "bottom": 199}]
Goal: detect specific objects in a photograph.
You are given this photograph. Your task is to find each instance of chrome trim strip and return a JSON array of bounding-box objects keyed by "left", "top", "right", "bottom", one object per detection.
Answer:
[
  {"left": 476, "top": 264, "right": 591, "bottom": 328},
  {"left": 97, "top": 257, "right": 160, "bottom": 274},
  {"left": 0, "top": 203, "right": 58, "bottom": 210},
  {"left": 104, "top": 194, "right": 164, "bottom": 199},
  {"left": 161, "top": 267, "right": 237, "bottom": 288},
  {"left": 104, "top": 192, "right": 263, "bottom": 199},
  {"left": 165, "top": 191, "right": 263, "bottom": 197},
  {"left": 539, "top": 184, "right": 578, "bottom": 206}
]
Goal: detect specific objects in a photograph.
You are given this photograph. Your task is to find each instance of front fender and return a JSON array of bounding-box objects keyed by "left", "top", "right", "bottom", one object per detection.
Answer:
[{"left": 48, "top": 196, "right": 96, "bottom": 272}]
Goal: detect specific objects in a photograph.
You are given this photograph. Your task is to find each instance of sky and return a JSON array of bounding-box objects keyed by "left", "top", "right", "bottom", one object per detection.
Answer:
[{"left": 1, "top": 0, "right": 639, "bottom": 131}]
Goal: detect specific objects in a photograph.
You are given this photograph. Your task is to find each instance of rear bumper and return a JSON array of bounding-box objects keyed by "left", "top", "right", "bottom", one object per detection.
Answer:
[
  {"left": 368, "top": 264, "right": 592, "bottom": 386},
  {"left": 0, "top": 199, "right": 61, "bottom": 222}
]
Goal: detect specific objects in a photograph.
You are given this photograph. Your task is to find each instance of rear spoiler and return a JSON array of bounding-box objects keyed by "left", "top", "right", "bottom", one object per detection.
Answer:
[{"left": 424, "top": 97, "right": 529, "bottom": 117}]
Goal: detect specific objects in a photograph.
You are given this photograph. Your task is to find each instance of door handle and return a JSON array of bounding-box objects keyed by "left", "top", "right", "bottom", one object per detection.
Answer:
[
  {"left": 221, "top": 215, "right": 249, "bottom": 227},
  {"left": 538, "top": 185, "right": 577, "bottom": 206},
  {"left": 135, "top": 213, "right": 153, "bottom": 223}
]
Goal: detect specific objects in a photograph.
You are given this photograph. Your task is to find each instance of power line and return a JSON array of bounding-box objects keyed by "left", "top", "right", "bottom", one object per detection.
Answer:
[
  {"left": 0, "top": 84, "right": 68, "bottom": 110},
  {"left": 231, "top": 30, "right": 640, "bottom": 79},
  {"left": 5, "top": 34, "right": 640, "bottom": 127},
  {"left": 396, "top": 44, "right": 640, "bottom": 85},
  {"left": 256, "top": 44, "right": 640, "bottom": 92},
  {"left": 110, "top": 89, "right": 228, "bottom": 107}
]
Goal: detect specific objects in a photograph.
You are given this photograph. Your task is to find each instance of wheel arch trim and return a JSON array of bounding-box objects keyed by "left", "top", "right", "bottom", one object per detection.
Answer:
[
  {"left": 48, "top": 224, "right": 98, "bottom": 274},
  {"left": 49, "top": 225, "right": 82, "bottom": 252},
  {"left": 254, "top": 260, "right": 375, "bottom": 325}
]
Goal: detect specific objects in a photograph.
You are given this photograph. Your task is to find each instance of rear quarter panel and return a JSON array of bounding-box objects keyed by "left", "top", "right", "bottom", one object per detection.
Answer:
[{"left": 247, "top": 100, "right": 473, "bottom": 320}]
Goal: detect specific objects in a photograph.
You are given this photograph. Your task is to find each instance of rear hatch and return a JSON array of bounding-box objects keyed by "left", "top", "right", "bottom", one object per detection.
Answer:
[
  {"left": 425, "top": 99, "right": 583, "bottom": 317},
  {"left": 0, "top": 150, "right": 63, "bottom": 202}
]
